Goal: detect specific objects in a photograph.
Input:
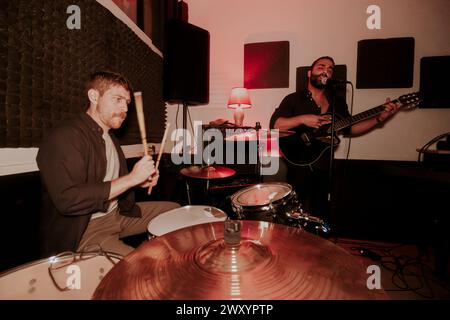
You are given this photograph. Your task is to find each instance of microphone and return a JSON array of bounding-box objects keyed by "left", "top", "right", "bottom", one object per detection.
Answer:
[{"left": 320, "top": 77, "right": 350, "bottom": 87}]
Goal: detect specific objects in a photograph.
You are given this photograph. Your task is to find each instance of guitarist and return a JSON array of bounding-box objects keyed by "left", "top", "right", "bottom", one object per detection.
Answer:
[{"left": 269, "top": 56, "right": 401, "bottom": 223}]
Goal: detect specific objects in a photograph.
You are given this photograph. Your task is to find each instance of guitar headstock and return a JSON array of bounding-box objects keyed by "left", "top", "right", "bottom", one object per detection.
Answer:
[{"left": 398, "top": 92, "right": 422, "bottom": 110}]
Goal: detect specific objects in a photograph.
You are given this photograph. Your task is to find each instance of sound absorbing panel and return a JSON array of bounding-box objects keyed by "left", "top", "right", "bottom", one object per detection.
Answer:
[
  {"left": 356, "top": 37, "right": 414, "bottom": 89},
  {"left": 244, "top": 41, "right": 289, "bottom": 89},
  {"left": 419, "top": 56, "right": 450, "bottom": 109},
  {"left": 1, "top": 0, "right": 165, "bottom": 147},
  {"left": 163, "top": 19, "right": 210, "bottom": 105}
]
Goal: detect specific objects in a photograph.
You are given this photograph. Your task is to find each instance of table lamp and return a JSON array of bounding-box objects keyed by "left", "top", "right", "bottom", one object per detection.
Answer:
[{"left": 227, "top": 87, "right": 252, "bottom": 127}]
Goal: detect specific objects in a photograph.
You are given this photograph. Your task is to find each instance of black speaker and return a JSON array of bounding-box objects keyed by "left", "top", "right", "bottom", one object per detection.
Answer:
[
  {"left": 177, "top": 0, "right": 188, "bottom": 22},
  {"left": 163, "top": 19, "right": 210, "bottom": 105},
  {"left": 420, "top": 56, "right": 450, "bottom": 109}
]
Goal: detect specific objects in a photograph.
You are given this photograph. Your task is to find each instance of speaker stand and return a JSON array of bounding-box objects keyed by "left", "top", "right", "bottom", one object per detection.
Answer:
[{"left": 182, "top": 101, "right": 189, "bottom": 157}]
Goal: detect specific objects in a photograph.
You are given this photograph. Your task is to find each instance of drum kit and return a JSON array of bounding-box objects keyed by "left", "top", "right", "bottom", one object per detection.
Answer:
[
  {"left": 178, "top": 127, "right": 329, "bottom": 236},
  {"left": 0, "top": 127, "right": 387, "bottom": 300},
  {"left": 82, "top": 126, "right": 385, "bottom": 300}
]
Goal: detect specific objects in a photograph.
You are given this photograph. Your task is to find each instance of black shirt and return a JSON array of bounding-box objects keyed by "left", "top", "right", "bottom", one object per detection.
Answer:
[
  {"left": 270, "top": 89, "right": 351, "bottom": 132},
  {"left": 269, "top": 89, "right": 351, "bottom": 168}
]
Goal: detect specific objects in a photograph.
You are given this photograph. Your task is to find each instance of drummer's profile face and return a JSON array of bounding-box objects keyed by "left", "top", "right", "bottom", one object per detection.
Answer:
[{"left": 91, "top": 84, "right": 131, "bottom": 130}]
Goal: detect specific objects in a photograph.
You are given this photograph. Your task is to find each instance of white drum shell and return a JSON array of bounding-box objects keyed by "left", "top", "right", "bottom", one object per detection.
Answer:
[
  {"left": 0, "top": 254, "right": 120, "bottom": 300},
  {"left": 147, "top": 205, "right": 228, "bottom": 237}
]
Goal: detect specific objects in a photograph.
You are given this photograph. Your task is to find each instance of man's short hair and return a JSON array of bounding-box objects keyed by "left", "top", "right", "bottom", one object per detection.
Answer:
[
  {"left": 85, "top": 71, "right": 133, "bottom": 96},
  {"left": 310, "top": 56, "right": 335, "bottom": 70}
]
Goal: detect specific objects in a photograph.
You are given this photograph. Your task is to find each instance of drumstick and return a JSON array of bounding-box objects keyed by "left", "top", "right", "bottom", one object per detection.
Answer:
[
  {"left": 134, "top": 92, "right": 148, "bottom": 156},
  {"left": 148, "top": 123, "right": 170, "bottom": 195}
]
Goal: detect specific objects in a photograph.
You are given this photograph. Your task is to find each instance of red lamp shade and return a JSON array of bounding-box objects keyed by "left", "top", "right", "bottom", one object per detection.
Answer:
[{"left": 227, "top": 87, "right": 252, "bottom": 109}]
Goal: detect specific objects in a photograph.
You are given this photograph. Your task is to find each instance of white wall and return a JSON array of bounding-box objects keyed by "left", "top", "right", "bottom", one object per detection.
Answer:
[{"left": 166, "top": 0, "right": 450, "bottom": 160}]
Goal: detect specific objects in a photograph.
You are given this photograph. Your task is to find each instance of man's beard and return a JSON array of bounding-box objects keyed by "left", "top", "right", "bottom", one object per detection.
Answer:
[
  {"left": 309, "top": 73, "right": 327, "bottom": 89},
  {"left": 113, "top": 112, "right": 127, "bottom": 121},
  {"left": 109, "top": 112, "right": 127, "bottom": 128}
]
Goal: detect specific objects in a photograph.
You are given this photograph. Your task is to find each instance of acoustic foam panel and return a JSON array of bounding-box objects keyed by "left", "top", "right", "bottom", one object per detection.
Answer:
[
  {"left": 296, "top": 65, "right": 348, "bottom": 103},
  {"left": 1, "top": 0, "right": 165, "bottom": 147},
  {"left": 244, "top": 41, "right": 289, "bottom": 89},
  {"left": 356, "top": 37, "right": 414, "bottom": 89},
  {"left": 419, "top": 56, "right": 450, "bottom": 109}
]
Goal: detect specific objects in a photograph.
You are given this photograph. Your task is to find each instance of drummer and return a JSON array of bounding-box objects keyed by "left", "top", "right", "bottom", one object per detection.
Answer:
[{"left": 36, "top": 71, "right": 180, "bottom": 258}]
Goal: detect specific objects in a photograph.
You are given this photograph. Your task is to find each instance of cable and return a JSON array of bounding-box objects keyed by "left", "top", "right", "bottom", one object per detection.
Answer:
[
  {"left": 339, "top": 238, "right": 450, "bottom": 299},
  {"left": 175, "top": 103, "right": 180, "bottom": 132},
  {"left": 417, "top": 132, "right": 450, "bottom": 163},
  {"left": 345, "top": 82, "right": 355, "bottom": 161},
  {"left": 187, "top": 105, "right": 195, "bottom": 135}
]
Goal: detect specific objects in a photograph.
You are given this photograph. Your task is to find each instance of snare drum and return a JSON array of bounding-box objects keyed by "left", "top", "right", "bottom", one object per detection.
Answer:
[
  {"left": 147, "top": 205, "right": 228, "bottom": 238},
  {"left": 230, "top": 182, "right": 300, "bottom": 225},
  {"left": 0, "top": 252, "right": 121, "bottom": 300}
]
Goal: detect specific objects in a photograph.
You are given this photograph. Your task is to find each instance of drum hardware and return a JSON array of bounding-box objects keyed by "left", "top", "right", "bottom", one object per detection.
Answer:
[
  {"left": 285, "top": 209, "right": 331, "bottom": 236},
  {"left": 180, "top": 165, "right": 236, "bottom": 180},
  {"left": 230, "top": 182, "right": 330, "bottom": 237},
  {"left": 180, "top": 165, "right": 236, "bottom": 205},
  {"left": 93, "top": 220, "right": 388, "bottom": 300}
]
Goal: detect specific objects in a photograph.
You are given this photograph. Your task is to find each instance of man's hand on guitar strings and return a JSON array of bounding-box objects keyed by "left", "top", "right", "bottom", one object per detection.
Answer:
[
  {"left": 377, "top": 97, "right": 402, "bottom": 122},
  {"left": 302, "top": 114, "right": 332, "bottom": 129}
]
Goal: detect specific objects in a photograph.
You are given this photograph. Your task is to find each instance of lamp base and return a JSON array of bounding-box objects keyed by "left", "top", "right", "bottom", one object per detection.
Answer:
[{"left": 233, "top": 108, "right": 244, "bottom": 127}]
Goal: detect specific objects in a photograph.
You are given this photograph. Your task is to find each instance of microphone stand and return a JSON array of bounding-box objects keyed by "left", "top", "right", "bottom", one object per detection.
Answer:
[
  {"left": 325, "top": 80, "right": 350, "bottom": 237},
  {"left": 327, "top": 85, "right": 337, "bottom": 235}
]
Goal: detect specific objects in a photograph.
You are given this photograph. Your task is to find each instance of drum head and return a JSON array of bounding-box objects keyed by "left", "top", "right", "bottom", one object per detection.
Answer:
[
  {"left": 231, "top": 182, "right": 293, "bottom": 207},
  {"left": 147, "top": 205, "right": 228, "bottom": 237}
]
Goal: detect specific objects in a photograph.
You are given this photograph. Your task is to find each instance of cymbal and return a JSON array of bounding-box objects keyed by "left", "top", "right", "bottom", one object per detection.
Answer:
[
  {"left": 180, "top": 165, "right": 236, "bottom": 179},
  {"left": 225, "top": 129, "right": 295, "bottom": 141},
  {"left": 93, "top": 221, "right": 388, "bottom": 300}
]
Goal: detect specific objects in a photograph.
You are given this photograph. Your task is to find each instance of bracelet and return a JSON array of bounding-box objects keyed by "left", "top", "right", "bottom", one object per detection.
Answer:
[{"left": 376, "top": 117, "right": 383, "bottom": 124}]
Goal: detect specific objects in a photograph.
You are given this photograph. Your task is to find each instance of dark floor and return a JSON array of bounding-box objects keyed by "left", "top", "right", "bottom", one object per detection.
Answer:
[{"left": 333, "top": 237, "right": 450, "bottom": 300}]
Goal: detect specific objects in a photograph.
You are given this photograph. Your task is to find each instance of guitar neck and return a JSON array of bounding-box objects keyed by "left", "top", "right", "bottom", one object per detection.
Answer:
[{"left": 334, "top": 98, "right": 400, "bottom": 131}]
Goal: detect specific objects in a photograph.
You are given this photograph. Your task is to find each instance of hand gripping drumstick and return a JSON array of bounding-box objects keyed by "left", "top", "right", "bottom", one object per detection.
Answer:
[
  {"left": 134, "top": 92, "right": 148, "bottom": 157},
  {"left": 134, "top": 91, "right": 153, "bottom": 195},
  {"left": 148, "top": 123, "right": 170, "bottom": 195}
]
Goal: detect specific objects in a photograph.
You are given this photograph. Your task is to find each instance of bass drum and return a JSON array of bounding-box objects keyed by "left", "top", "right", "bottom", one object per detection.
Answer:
[{"left": 0, "top": 252, "right": 121, "bottom": 300}]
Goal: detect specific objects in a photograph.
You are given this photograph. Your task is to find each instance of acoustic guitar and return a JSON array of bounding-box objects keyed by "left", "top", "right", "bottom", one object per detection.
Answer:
[{"left": 280, "top": 92, "right": 422, "bottom": 167}]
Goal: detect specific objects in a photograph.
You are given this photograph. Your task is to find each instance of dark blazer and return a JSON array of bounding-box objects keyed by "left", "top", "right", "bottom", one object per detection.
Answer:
[{"left": 36, "top": 113, "right": 141, "bottom": 257}]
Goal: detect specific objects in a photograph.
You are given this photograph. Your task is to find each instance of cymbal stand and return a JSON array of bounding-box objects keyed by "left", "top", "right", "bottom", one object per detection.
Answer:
[{"left": 255, "top": 122, "right": 263, "bottom": 182}]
